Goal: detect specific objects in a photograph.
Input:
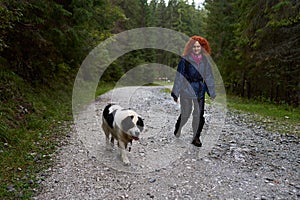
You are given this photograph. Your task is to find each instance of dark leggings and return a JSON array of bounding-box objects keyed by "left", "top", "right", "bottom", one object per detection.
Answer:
[{"left": 175, "top": 97, "right": 205, "bottom": 137}]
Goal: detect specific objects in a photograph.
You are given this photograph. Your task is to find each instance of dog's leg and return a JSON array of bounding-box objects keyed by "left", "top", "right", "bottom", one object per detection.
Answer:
[
  {"left": 102, "top": 123, "right": 113, "bottom": 151},
  {"left": 118, "top": 141, "right": 130, "bottom": 165},
  {"left": 105, "top": 134, "right": 112, "bottom": 151},
  {"left": 110, "top": 136, "right": 115, "bottom": 149}
]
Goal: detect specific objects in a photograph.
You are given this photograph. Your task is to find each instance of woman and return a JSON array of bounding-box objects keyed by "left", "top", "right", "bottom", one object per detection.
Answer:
[{"left": 171, "top": 35, "right": 216, "bottom": 147}]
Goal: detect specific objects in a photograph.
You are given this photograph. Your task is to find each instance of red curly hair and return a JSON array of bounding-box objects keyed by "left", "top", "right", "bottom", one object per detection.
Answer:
[{"left": 182, "top": 35, "right": 211, "bottom": 56}]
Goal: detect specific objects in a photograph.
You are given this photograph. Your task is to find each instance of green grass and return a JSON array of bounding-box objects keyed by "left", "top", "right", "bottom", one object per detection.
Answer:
[
  {"left": 227, "top": 95, "right": 300, "bottom": 135},
  {"left": 227, "top": 95, "right": 300, "bottom": 123},
  {"left": 0, "top": 70, "right": 116, "bottom": 199},
  {"left": 0, "top": 68, "right": 77, "bottom": 199},
  {"left": 96, "top": 81, "right": 115, "bottom": 97},
  {"left": 160, "top": 87, "right": 172, "bottom": 94}
]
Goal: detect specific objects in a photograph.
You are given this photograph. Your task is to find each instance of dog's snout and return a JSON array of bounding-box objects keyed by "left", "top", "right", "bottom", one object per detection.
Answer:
[{"left": 135, "top": 131, "right": 140, "bottom": 137}]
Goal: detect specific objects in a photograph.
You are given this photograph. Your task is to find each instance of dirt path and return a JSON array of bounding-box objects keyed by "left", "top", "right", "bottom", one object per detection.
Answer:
[{"left": 35, "top": 86, "right": 299, "bottom": 200}]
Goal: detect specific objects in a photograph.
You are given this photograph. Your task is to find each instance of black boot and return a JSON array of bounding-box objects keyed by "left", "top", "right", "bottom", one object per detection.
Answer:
[
  {"left": 191, "top": 117, "right": 204, "bottom": 147},
  {"left": 191, "top": 136, "right": 202, "bottom": 147}
]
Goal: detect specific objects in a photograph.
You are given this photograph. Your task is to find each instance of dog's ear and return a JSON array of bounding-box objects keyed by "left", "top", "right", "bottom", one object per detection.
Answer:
[{"left": 137, "top": 116, "right": 144, "bottom": 132}]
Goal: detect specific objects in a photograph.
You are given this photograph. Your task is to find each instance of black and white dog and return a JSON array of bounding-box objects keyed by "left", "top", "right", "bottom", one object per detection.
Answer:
[{"left": 102, "top": 104, "right": 144, "bottom": 165}]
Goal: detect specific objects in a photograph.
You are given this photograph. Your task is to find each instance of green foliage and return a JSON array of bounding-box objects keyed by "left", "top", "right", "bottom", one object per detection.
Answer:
[
  {"left": 0, "top": 68, "right": 73, "bottom": 198},
  {"left": 1, "top": 0, "right": 124, "bottom": 85},
  {"left": 0, "top": 4, "right": 22, "bottom": 51},
  {"left": 204, "top": 0, "right": 300, "bottom": 106},
  {"left": 111, "top": 0, "right": 207, "bottom": 74},
  {"left": 267, "top": 0, "right": 300, "bottom": 27}
]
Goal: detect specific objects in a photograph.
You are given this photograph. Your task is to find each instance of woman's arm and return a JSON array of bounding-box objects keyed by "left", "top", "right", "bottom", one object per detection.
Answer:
[
  {"left": 204, "top": 59, "right": 216, "bottom": 99},
  {"left": 171, "top": 59, "right": 186, "bottom": 102}
]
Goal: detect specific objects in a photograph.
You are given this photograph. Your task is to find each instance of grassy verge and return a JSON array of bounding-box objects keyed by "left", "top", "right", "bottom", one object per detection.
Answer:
[
  {"left": 96, "top": 81, "right": 115, "bottom": 97},
  {"left": 0, "top": 69, "right": 74, "bottom": 199},
  {"left": 0, "top": 71, "right": 116, "bottom": 199},
  {"left": 227, "top": 95, "right": 300, "bottom": 135}
]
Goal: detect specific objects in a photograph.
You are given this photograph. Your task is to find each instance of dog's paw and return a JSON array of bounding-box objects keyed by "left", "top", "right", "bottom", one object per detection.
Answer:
[
  {"left": 122, "top": 157, "right": 131, "bottom": 166},
  {"left": 123, "top": 160, "right": 131, "bottom": 166},
  {"left": 105, "top": 146, "right": 113, "bottom": 151}
]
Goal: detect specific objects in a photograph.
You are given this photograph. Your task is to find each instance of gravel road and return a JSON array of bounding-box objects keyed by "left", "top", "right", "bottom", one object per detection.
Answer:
[{"left": 35, "top": 86, "right": 299, "bottom": 200}]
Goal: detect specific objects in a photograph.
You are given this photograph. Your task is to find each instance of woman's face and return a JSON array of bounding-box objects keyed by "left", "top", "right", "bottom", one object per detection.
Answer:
[{"left": 192, "top": 41, "right": 202, "bottom": 55}]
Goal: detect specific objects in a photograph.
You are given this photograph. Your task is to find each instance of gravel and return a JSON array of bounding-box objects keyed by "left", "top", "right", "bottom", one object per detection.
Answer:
[{"left": 35, "top": 86, "right": 299, "bottom": 200}]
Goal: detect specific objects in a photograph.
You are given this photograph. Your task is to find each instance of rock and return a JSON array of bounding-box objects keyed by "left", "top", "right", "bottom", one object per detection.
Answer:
[
  {"left": 148, "top": 178, "right": 156, "bottom": 183},
  {"left": 294, "top": 185, "right": 300, "bottom": 189}
]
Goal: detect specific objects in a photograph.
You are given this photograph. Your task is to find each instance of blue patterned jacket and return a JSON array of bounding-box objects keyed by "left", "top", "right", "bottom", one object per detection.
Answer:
[{"left": 172, "top": 54, "right": 216, "bottom": 100}]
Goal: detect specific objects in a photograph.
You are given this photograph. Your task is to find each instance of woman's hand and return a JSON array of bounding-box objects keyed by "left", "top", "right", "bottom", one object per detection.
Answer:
[{"left": 171, "top": 92, "right": 178, "bottom": 102}]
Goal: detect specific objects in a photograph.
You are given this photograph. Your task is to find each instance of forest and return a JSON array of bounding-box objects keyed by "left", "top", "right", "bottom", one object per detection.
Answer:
[{"left": 1, "top": 0, "right": 299, "bottom": 105}]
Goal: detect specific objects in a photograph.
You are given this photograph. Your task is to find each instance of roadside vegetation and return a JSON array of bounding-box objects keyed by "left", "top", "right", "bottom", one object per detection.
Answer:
[
  {"left": 0, "top": 70, "right": 73, "bottom": 199},
  {"left": 227, "top": 95, "right": 300, "bottom": 136},
  {"left": 0, "top": 70, "right": 120, "bottom": 199}
]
